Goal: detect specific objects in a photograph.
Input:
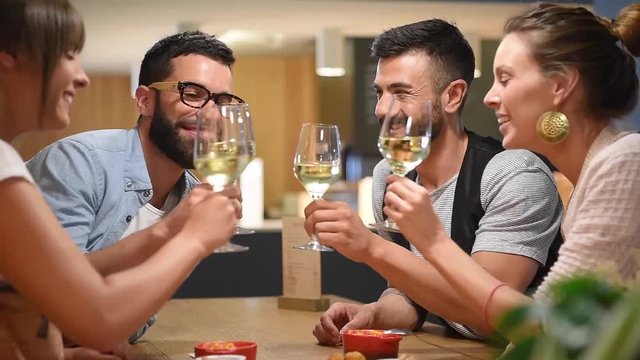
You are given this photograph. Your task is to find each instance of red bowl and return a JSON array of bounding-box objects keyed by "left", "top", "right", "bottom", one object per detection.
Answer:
[
  {"left": 342, "top": 329, "right": 402, "bottom": 360},
  {"left": 194, "top": 341, "right": 257, "bottom": 360}
]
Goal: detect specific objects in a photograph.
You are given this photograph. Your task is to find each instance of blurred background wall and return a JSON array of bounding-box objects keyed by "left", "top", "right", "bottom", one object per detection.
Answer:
[{"left": 15, "top": 0, "right": 636, "bottom": 218}]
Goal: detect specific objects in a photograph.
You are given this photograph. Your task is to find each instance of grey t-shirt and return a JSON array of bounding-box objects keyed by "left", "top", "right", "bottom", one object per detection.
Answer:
[{"left": 372, "top": 148, "right": 563, "bottom": 338}]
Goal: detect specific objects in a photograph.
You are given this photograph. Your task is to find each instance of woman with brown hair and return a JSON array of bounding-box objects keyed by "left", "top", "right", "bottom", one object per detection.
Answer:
[
  {"left": 382, "top": 2, "right": 640, "bottom": 336},
  {"left": 0, "top": 1, "right": 239, "bottom": 358}
]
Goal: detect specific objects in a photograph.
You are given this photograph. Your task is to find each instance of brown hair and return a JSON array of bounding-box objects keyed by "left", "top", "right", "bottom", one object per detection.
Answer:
[
  {"left": 0, "top": 0, "right": 85, "bottom": 105},
  {"left": 504, "top": 3, "right": 640, "bottom": 120},
  {"left": 371, "top": 19, "right": 476, "bottom": 112}
]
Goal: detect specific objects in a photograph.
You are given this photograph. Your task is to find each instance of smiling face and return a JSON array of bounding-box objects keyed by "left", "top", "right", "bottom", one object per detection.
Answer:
[
  {"left": 44, "top": 51, "right": 90, "bottom": 130},
  {"left": 2, "top": 49, "right": 89, "bottom": 139},
  {"left": 373, "top": 52, "right": 443, "bottom": 139},
  {"left": 484, "top": 33, "right": 556, "bottom": 152},
  {"left": 147, "top": 54, "right": 233, "bottom": 169}
]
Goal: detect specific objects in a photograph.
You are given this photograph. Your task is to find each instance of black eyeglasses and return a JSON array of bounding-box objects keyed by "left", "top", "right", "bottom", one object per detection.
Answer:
[{"left": 147, "top": 81, "right": 245, "bottom": 108}]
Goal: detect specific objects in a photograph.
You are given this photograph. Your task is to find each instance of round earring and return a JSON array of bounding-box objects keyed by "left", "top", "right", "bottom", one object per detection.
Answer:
[{"left": 536, "top": 111, "right": 569, "bottom": 144}]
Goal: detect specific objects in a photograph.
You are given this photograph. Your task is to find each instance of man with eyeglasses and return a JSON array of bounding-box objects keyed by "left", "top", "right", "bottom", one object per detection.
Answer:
[{"left": 26, "top": 31, "right": 243, "bottom": 349}]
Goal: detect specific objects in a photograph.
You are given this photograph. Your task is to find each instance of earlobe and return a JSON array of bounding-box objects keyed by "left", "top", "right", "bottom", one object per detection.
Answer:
[
  {"left": 0, "top": 51, "right": 16, "bottom": 70},
  {"left": 135, "top": 86, "right": 154, "bottom": 117}
]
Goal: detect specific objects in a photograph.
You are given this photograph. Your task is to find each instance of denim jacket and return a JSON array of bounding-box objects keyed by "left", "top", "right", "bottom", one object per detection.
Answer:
[{"left": 26, "top": 128, "right": 199, "bottom": 253}]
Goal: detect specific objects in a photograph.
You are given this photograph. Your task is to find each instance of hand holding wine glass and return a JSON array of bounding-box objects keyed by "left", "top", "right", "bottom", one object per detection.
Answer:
[
  {"left": 194, "top": 103, "right": 256, "bottom": 253},
  {"left": 373, "top": 98, "right": 432, "bottom": 232},
  {"left": 293, "top": 123, "right": 341, "bottom": 251}
]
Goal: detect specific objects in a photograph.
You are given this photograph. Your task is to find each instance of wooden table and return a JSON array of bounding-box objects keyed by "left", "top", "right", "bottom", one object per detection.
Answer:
[{"left": 132, "top": 297, "right": 500, "bottom": 360}]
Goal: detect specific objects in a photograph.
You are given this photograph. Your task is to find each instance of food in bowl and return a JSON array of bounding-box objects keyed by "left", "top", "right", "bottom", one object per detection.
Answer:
[
  {"left": 341, "top": 329, "right": 402, "bottom": 360},
  {"left": 194, "top": 341, "right": 257, "bottom": 360},
  {"left": 327, "top": 351, "right": 367, "bottom": 360}
]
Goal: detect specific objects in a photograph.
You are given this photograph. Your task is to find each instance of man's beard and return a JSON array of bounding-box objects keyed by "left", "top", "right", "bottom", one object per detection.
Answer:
[
  {"left": 430, "top": 97, "right": 444, "bottom": 141},
  {"left": 148, "top": 100, "right": 195, "bottom": 169}
]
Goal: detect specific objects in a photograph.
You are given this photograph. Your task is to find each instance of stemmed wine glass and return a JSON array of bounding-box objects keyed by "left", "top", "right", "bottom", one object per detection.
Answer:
[
  {"left": 194, "top": 103, "right": 256, "bottom": 253},
  {"left": 372, "top": 98, "right": 432, "bottom": 232},
  {"left": 292, "top": 123, "right": 341, "bottom": 251}
]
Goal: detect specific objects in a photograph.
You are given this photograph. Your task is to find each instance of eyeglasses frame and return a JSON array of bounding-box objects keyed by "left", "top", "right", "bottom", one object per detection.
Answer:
[{"left": 147, "top": 81, "right": 245, "bottom": 109}]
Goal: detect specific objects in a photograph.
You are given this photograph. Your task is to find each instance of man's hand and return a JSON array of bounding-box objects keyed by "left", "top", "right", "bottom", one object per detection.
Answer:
[
  {"left": 313, "top": 302, "right": 377, "bottom": 346},
  {"left": 304, "top": 200, "right": 381, "bottom": 263},
  {"left": 383, "top": 176, "right": 446, "bottom": 246}
]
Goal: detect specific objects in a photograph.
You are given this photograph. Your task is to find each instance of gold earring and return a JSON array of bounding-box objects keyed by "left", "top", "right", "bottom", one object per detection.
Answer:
[{"left": 536, "top": 111, "right": 569, "bottom": 144}]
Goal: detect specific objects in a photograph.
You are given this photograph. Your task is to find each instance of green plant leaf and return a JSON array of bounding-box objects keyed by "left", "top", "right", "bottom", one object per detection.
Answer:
[
  {"left": 580, "top": 292, "right": 640, "bottom": 360},
  {"left": 497, "top": 276, "right": 635, "bottom": 360}
]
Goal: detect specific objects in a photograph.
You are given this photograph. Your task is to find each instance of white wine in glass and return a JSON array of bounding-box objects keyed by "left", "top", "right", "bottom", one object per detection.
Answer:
[
  {"left": 194, "top": 103, "right": 256, "bottom": 253},
  {"left": 373, "top": 99, "right": 432, "bottom": 232},
  {"left": 293, "top": 123, "right": 341, "bottom": 251}
]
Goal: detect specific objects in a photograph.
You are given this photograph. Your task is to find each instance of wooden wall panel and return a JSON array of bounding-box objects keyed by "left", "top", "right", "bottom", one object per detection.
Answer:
[
  {"left": 233, "top": 55, "right": 318, "bottom": 211},
  {"left": 319, "top": 74, "right": 353, "bottom": 150}
]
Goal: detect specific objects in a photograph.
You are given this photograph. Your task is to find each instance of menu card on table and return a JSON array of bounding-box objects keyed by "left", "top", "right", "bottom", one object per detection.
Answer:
[{"left": 278, "top": 217, "right": 330, "bottom": 311}]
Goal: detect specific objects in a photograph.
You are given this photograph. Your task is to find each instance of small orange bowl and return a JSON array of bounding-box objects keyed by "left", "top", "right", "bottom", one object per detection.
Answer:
[
  {"left": 194, "top": 341, "right": 257, "bottom": 360},
  {"left": 341, "top": 329, "right": 402, "bottom": 360}
]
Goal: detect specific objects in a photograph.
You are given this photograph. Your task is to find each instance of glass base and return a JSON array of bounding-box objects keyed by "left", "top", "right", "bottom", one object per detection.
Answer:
[
  {"left": 213, "top": 241, "right": 250, "bottom": 253},
  {"left": 368, "top": 220, "right": 402, "bottom": 233},
  {"left": 293, "top": 241, "right": 334, "bottom": 252},
  {"left": 234, "top": 226, "right": 255, "bottom": 235}
]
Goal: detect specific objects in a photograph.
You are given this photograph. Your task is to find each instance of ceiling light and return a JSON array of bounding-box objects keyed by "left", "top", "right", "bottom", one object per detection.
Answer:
[{"left": 316, "top": 28, "right": 346, "bottom": 77}]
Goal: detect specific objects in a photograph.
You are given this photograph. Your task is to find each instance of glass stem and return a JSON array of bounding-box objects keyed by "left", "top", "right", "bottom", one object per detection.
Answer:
[{"left": 308, "top": 192, "right": 324, "bottom": 244}]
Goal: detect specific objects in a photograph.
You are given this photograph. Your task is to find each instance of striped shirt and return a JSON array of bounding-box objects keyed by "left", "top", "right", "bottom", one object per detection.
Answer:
[{"left": 372, "top": 148, "right": 563, "bottom": 338}]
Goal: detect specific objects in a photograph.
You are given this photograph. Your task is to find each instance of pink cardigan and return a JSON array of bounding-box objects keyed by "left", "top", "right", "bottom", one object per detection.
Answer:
[{"left": 535, "top": 125, "right": 640, "bottom": 298}]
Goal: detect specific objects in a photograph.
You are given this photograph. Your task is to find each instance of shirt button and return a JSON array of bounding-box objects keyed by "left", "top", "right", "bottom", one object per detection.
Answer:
[
  {"left": 126, "top": 181, "right": 133, "bottom": 188},
  {"left": 143, "top": 190, "right": 151, "bottom": 197},
  {"left": 126, "top": 215, "right": 132, "bottom": 223}
]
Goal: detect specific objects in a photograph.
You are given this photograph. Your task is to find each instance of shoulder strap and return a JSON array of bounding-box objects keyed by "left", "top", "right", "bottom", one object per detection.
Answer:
[{"left": 450, "top": 131, "right": 504, "bottom": 253}]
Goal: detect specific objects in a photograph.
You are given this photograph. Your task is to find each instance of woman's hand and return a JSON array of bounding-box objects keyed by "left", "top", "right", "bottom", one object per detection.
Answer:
[{"left": 154, "top": 184, "right": 239, "bottom": 254}]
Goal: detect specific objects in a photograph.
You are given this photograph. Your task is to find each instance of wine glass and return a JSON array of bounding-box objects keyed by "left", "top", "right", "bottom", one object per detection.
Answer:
[
  {"left": 372, "top": 98, "right": 432, "bottom": 232},
  {"left": 292, "top": 123, "right": 341, "bottom": 251},
  {"left": 194, "top": 103, "right": 256, "bottom": 253}
]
